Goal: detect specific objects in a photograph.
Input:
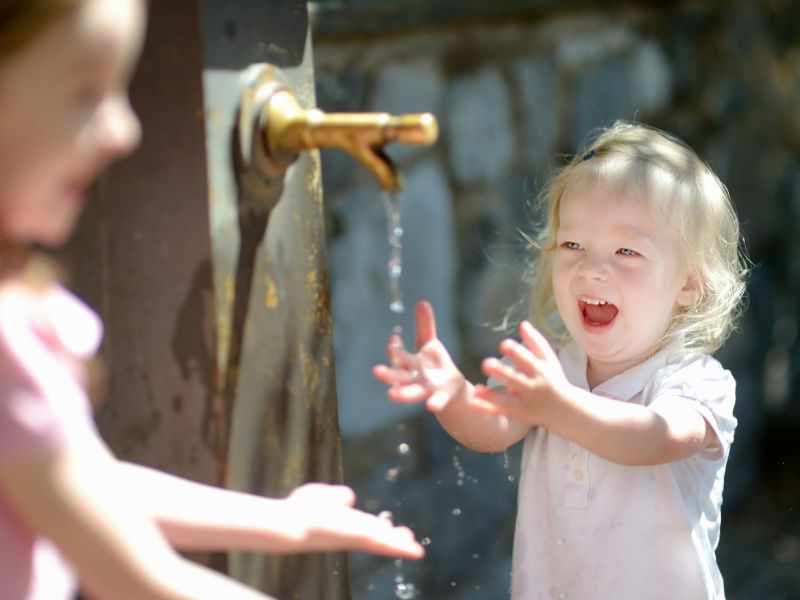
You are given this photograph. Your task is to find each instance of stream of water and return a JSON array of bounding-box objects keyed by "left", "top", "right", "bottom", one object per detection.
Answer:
[{"left": 381, "top": 191, "right": 419, "bottom": 599}]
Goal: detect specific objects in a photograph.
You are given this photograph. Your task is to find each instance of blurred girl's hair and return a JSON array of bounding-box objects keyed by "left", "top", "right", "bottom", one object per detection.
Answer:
[{"left": 0, "top": 1, "right": 83, "bottom": 59}]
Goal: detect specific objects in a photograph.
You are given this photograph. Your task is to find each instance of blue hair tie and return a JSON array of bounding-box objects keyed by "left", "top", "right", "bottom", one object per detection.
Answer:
[{"left": 582, "top": 149, "right": 596, "bottom": 161}]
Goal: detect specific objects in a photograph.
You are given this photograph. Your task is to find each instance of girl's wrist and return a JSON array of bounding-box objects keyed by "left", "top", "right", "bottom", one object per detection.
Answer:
[{"left": 538, "top": 380, "right": 574, "bottom": 428}]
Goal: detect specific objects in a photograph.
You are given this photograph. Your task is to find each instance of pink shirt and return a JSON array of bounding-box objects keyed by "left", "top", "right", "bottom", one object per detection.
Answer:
[{"left": 0, "top": 282, "right": 102, "bottom": 600}]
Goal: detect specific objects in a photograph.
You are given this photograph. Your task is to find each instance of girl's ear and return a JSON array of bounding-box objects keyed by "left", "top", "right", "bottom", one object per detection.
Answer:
[{"left": 677, "top": 272, "right": 700, "bottom": 307}]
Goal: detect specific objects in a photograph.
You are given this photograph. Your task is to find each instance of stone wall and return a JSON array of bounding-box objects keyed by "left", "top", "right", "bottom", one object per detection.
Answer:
[{"left": 312, "top": 1, "right": 800, "bottom": 598}]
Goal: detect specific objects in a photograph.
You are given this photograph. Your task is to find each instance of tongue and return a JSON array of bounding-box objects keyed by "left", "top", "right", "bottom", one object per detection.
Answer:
[{"left": 584, "top": 303, "right": 618, "bottom": 326}]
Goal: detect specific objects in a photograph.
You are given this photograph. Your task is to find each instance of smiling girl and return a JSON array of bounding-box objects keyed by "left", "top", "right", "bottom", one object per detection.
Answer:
[{"left": 374, "top": 121, "right": 747, "bottom": 599}]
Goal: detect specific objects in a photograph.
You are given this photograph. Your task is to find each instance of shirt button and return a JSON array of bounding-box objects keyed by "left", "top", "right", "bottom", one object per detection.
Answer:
[{"left": 573, "top": 468, "right": 584, "bottom": 481}]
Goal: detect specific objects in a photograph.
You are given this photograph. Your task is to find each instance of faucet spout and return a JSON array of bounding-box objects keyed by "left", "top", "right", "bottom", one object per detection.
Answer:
[{"left": 263, "top": 89, "right": 438, "bottom": 192}]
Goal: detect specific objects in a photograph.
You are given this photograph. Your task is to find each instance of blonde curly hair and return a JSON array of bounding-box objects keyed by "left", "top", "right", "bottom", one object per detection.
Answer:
[{"left": 528, "top": 120, "right": 747, "bottom": 355}]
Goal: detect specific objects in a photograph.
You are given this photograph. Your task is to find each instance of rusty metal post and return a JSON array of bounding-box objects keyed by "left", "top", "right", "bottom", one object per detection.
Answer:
[{"left": 198, "top": 1, "right": 349, "bottom": 596}]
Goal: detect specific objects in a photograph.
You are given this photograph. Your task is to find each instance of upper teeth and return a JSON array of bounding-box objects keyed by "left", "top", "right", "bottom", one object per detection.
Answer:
[{"left": 581, "top": 297, "right": 608, "bottom": 305}]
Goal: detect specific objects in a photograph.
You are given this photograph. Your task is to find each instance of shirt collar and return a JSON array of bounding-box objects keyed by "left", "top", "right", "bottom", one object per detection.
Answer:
[{"left": 558, "top": 338, "right": 687, "bottom": 401}]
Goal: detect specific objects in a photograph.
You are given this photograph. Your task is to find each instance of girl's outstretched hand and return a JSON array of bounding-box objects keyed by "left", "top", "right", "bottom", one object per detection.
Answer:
[
  {"left": 372, "top": 301, "right": 466, "bottom": 413},
  {"left": 472, "top": 321, "right": 569, "bottom": 424},
  {"left": 283, "top": 483, "right": 424, "bottom": 559}
]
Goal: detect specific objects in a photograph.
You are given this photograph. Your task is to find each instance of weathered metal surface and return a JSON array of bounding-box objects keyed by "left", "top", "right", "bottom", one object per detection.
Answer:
[{"left": 199, "top": 1, "right": 350, "bottom": 597}]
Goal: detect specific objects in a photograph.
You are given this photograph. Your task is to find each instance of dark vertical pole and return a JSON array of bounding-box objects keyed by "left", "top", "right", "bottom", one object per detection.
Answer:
[{"left": 63, "top": 0, "right": 219, "bottom": 484}]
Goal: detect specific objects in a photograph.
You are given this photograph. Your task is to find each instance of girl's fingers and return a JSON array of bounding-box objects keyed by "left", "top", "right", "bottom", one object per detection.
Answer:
[
  {"left": 468, "top": 388, "right": 516, "bottom": 416},
  {"left": 322, "top": 484, "right": 357, "bottom": 506},
  {"left": 373, "top": 364, "right": 403, "bottom": 386},
  {"left": 498, "top": 338, "right": 541, "bottom": 377},
  {"left": 386, "top": 335, "right": 414, "bottom": 367},
  {"left": 373, "top": 364, "right": 422, "bottom": 387},
  {"left": 482, "top": 356, "right": 531, "bottom": 390},
  {"left": 520, "top": 321, "right": 558, "bottom": 363},
  {"left": 415, "top": 301, "right": 438, "bottom": 349},
  {"left": 387, "top": 383, "right": 432, "bottom": 404},
  {"left": 426, "top": 390, "right": 451, "bottom": 412},
  {"left": 365, "top": 526, "right": 425, "bottom": 559}
]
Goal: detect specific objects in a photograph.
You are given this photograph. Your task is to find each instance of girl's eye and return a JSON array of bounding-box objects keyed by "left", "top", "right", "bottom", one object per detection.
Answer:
[
  {"left": 562, "top": 241, "right": 582, "bottom": 250},
  {"left": 618, "top": 247, "right": 640, "bottom": 257}
]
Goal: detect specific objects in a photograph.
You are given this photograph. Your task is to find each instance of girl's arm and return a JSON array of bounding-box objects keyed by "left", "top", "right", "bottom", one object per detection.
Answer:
[
  {"left": 474, "top": 321, "right": 716, "bottom": 466},
  {"left": 0, "top": 433, "right": 275, "bottom": 600},
  {"left": 373, "top": 301, "right": 529, "bottom": 453},
  {"left": 119, "top": 462, "right": 424, "bottom": 558}
]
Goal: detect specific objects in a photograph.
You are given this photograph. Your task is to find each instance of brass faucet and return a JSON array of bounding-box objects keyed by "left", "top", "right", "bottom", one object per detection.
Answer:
[{"left": 263, "top": 89, "right": 438, "bottom": 192}]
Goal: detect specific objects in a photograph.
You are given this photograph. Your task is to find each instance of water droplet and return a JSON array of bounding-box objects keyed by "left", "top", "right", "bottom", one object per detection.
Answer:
[
  {"left": 450, "top": 581, "right": 457, "bottom": 587},
  {"left": 452, "top": 508, "right": 462, "bottom": 516},
  {"left": 394, "top": 582, "right": 417, "bottom": 599},
  {"left": 379, "top": 510, "right": 394, "bottom": 521},
  {"left": 383, "top": 191, "right": 405, "bottom": 323},
  {"left": 508, "top": 474, "right": 515, "bottom": 482},
  {"left": 397, "top": 442, "right": 410, "bottom": 455},
  {"left": 386, "top": 467, "right": 400, "bottom": 482},
  {"left": 472, "top": 553, "right": 480, "bottom": 559},
  {"left": 421, "top": 537, "right": 432, "bottom": 546}
]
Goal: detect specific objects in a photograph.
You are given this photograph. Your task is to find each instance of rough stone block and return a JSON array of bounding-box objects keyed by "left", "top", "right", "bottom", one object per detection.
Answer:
[{"left": 446, "top": 67, "right": 514, "bottom": 185}]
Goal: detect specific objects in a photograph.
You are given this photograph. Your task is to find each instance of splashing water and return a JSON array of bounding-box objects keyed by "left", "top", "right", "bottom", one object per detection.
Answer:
[
  {"left": 452, "top": 448, "right": 466, "bottom": 486},
  {"left": 504, "top": 449, "right": 515, "bottom": 482},
  {"left": 393, "top": 559, "right": 419, "bottom": 599},
  {"left": 394, "top": 582, "right": 418, "bottom": 600}
]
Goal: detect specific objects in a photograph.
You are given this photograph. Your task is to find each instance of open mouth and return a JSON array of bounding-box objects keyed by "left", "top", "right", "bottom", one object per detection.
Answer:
[{"left": 579, "top": 296, "right": 619, "bottom": 327}]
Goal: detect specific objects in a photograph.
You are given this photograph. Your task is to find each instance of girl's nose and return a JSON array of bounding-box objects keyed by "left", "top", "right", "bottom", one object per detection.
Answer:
[
  {"left": 577, "top": 254, "right": 609, "bottom": 281},
  {"left": 96, "top": 93, "right": 142, "bottom": 159}
]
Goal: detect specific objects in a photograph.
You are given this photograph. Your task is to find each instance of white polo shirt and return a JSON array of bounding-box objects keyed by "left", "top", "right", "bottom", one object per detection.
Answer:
[{"left": 509, "top": 340, "right": 737, "bottom": 600}]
